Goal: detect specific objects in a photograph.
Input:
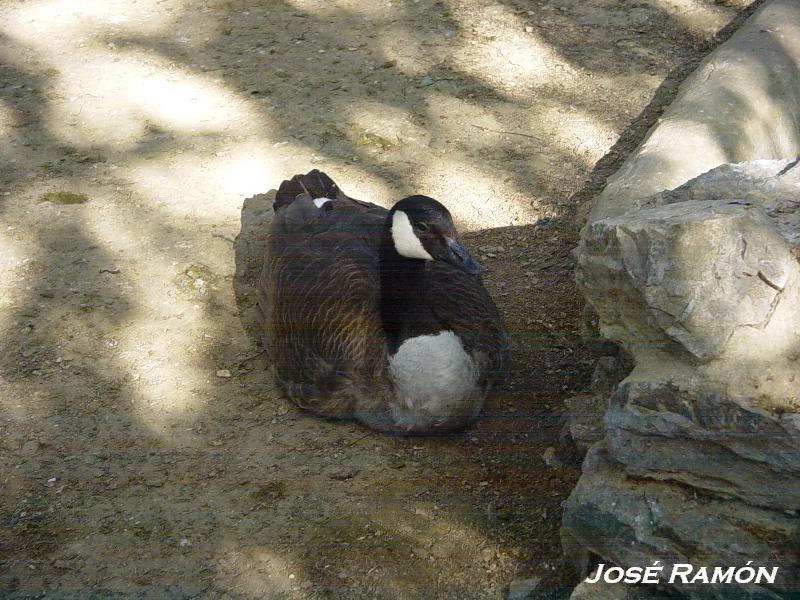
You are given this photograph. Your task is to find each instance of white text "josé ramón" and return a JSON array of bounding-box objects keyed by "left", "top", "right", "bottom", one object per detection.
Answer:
[{"left": 586, "top": 561, "right": 778, "bottom": 585}]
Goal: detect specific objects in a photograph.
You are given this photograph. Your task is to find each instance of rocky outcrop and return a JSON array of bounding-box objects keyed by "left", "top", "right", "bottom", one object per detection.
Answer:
[
  {"left": 566, "top": 449, "right": 798, "bottom": 600},
  {"left": 573, "top": 162, "right": 800, "bottom": 596},
  {"left": 566, "top": 160, "right": 800, "bottom": 598},
  {"left": 563, "top": 1, "right": 800, "bottom": 597}
]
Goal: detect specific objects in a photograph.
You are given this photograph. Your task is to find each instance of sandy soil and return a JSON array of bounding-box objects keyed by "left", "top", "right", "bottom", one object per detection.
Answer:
[{"left": 0, "top": 0, "right": 757, "bottom": 598}]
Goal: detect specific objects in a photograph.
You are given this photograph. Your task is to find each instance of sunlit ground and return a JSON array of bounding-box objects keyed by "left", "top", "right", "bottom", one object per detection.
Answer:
[{"left": 0, "top": 0, "right": 755, "bottom": 597}]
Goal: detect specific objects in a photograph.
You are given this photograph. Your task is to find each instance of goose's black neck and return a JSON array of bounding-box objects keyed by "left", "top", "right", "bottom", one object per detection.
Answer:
[{"left": 379, "top": 216, "right": 429, "bottom": 354}]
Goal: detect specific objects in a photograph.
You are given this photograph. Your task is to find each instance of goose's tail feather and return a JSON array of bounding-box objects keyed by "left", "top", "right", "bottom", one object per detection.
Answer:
[{"left": 274, "top": 169, "right": 340, "bottom": 211}]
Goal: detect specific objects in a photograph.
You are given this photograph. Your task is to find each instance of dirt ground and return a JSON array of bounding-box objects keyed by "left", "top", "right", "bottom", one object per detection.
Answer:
[{"left": 0, "top": 0, "right": 759, "bottom": 598}]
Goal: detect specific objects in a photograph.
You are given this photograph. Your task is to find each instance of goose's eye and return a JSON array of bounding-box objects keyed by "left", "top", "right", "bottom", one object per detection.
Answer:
[{"left": 416, "top": 222, "right": 429, "bottom": 232}]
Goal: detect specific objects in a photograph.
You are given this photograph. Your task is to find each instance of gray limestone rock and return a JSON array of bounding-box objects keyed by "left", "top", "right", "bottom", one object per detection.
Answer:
[
  {"left": 569, "top": 161, "right": 800, "bottom": 597},
  {"left": 648, "top": 158, "right": 800, "bottom": 248},
  {"left": 578, "top": 199, "right": 795, "bottom": 363},
  {"left": 586, "top": 1, "right": 800, "bottom": 224},
  {"left": 566, "top": 355, "right": 633, "bottom": 450},
  {"left": 505, "top": 576, "right": 542, "bottom": 600},
  {"left": 605, "top": 381, "right": 800, "bottom": 511}
]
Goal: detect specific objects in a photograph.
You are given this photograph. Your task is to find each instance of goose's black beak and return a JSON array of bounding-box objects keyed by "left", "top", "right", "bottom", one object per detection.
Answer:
[{"left": 443, "top": 237, "right": 482, "bottom": 276}]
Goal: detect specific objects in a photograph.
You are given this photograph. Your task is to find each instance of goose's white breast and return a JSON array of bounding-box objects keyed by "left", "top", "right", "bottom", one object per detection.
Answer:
[{"left": 388, "top": 330, "right": 476, "bottom": 413}]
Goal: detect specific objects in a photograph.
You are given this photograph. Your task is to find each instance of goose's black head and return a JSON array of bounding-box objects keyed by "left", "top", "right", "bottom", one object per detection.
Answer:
[{"left": 388, "top": 195, "right": 481, "bottom": 276}]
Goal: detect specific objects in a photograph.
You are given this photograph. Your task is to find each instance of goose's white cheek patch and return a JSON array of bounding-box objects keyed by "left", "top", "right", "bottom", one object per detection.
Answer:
[
  {"left": 391, "top": 210, "right": 433, "bottom": 260},
  {"left": 313, "top": 197, "right": 332, "bottom": 208}
]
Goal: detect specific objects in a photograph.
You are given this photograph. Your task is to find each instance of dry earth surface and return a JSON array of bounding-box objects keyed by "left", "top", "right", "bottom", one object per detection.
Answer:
[{"left": 0, "top": 0, "right": 759, "bottom": 598}]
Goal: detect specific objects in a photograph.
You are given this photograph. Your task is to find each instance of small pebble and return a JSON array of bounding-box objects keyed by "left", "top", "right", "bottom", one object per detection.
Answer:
[
  {"left": 542, "top": 446, "right": 562, "bottom": 469},
  {"left": 418, "top": 76, "right": 434, "bottom": 87},
  {"left": 329, "top": 468, "right": 359, "bottom": 481},
  {"left": 216, "top": 369, "right": 232, "bottom": 378}
]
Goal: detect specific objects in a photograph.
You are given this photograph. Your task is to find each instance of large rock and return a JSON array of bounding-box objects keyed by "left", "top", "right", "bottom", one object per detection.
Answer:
[
  {"left": 648, "top": 158, "right": 800, "bottom": 247},
  {"left": 566, "top": 354, "right": 632, "bottom": 450},
  {"left": 605, "top": 381, "right": 800, "bottom": 511},
  {"left": 578, "top": 198, "right": 797, "bottom": 363},
  {"left": 563, "top": 2, "right": 800, "bottom": 594}
]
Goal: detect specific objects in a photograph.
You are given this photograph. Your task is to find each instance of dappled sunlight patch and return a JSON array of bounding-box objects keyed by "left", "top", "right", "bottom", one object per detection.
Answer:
[
  {"left": 217, "top": 143, "right": 288, "bottom": 202},
  {"left": 214, "top": 543, "right": 299, "bottom": 597},
  {"left": 41, "top": 49, "right": 257, "bottom": 149},
  {"left": 342, "top": 101, "right": 432, "bottom": 149},
  {"left": 422, "top": 93, "right": 511, "bottom": 142},
  {"left": 648, "top": 0, "right": 739, "bottom": 35},
  {"left": 78, "top": 203, "right": 236, "bottom": 435},
  {"left": 0, "top": 101, "right": 18, "bottom": 140},
  {"left": 376, "top": 21, "right": 453, "bottom": 77},
  {"left": 0, "top": 233, "right": 23, "bottom": 302},
  {"left": 108, "top": 298, "right": 221, "bottom": 436},
  {"left": 3, "top": 1, "right": 269, "bottom": 150},
  {"left": 458, "top": 36, "right": 571, "bottom": 90},
  {"left": 4, "top": 0, "right": 180, "bottom": 41},
  {"left": 417, "top": 157, "right": 538, "bottom": 230},
  {"left": 447, "top": 2, "right": 576, "bottom": 94},
  {"left": 123, "top": 351, "right": 210, "bottom": 436},
  {"left": 313, "top": 164, "right": 399, "bottom": 208},
  {"left": 333, "top": 491, "right": 514, "bottom": 592},
  {"left": 539, "top": 106, "right": 618, "bottom": 166},
  {"left": 84, "top": 202, "right": 144, "bottom": 255},
  {"left": 283, "top": 0, "right": 403, "bottom": 20},
  {"left": 389, "top": 500, "right": 502, "bottom": 558},
  {"left": 128, "top": 144, "right": 283, "bottom": 221},
  {"left": 636, "top": 119, "right": 729, "bottom": 190},
  {"left": 118, "top": 59, "right": 252, "bottom": 132}
]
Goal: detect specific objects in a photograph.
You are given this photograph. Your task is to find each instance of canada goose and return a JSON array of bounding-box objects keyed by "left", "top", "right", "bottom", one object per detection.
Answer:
[{"left": 257, "top": 170, "right": 507, "bottom": 432}]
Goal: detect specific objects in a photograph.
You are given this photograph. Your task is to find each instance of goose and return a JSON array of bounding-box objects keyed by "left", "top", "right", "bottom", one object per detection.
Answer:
[{"left": 257, "top": 170, "right": 507, "bottom": 432}]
